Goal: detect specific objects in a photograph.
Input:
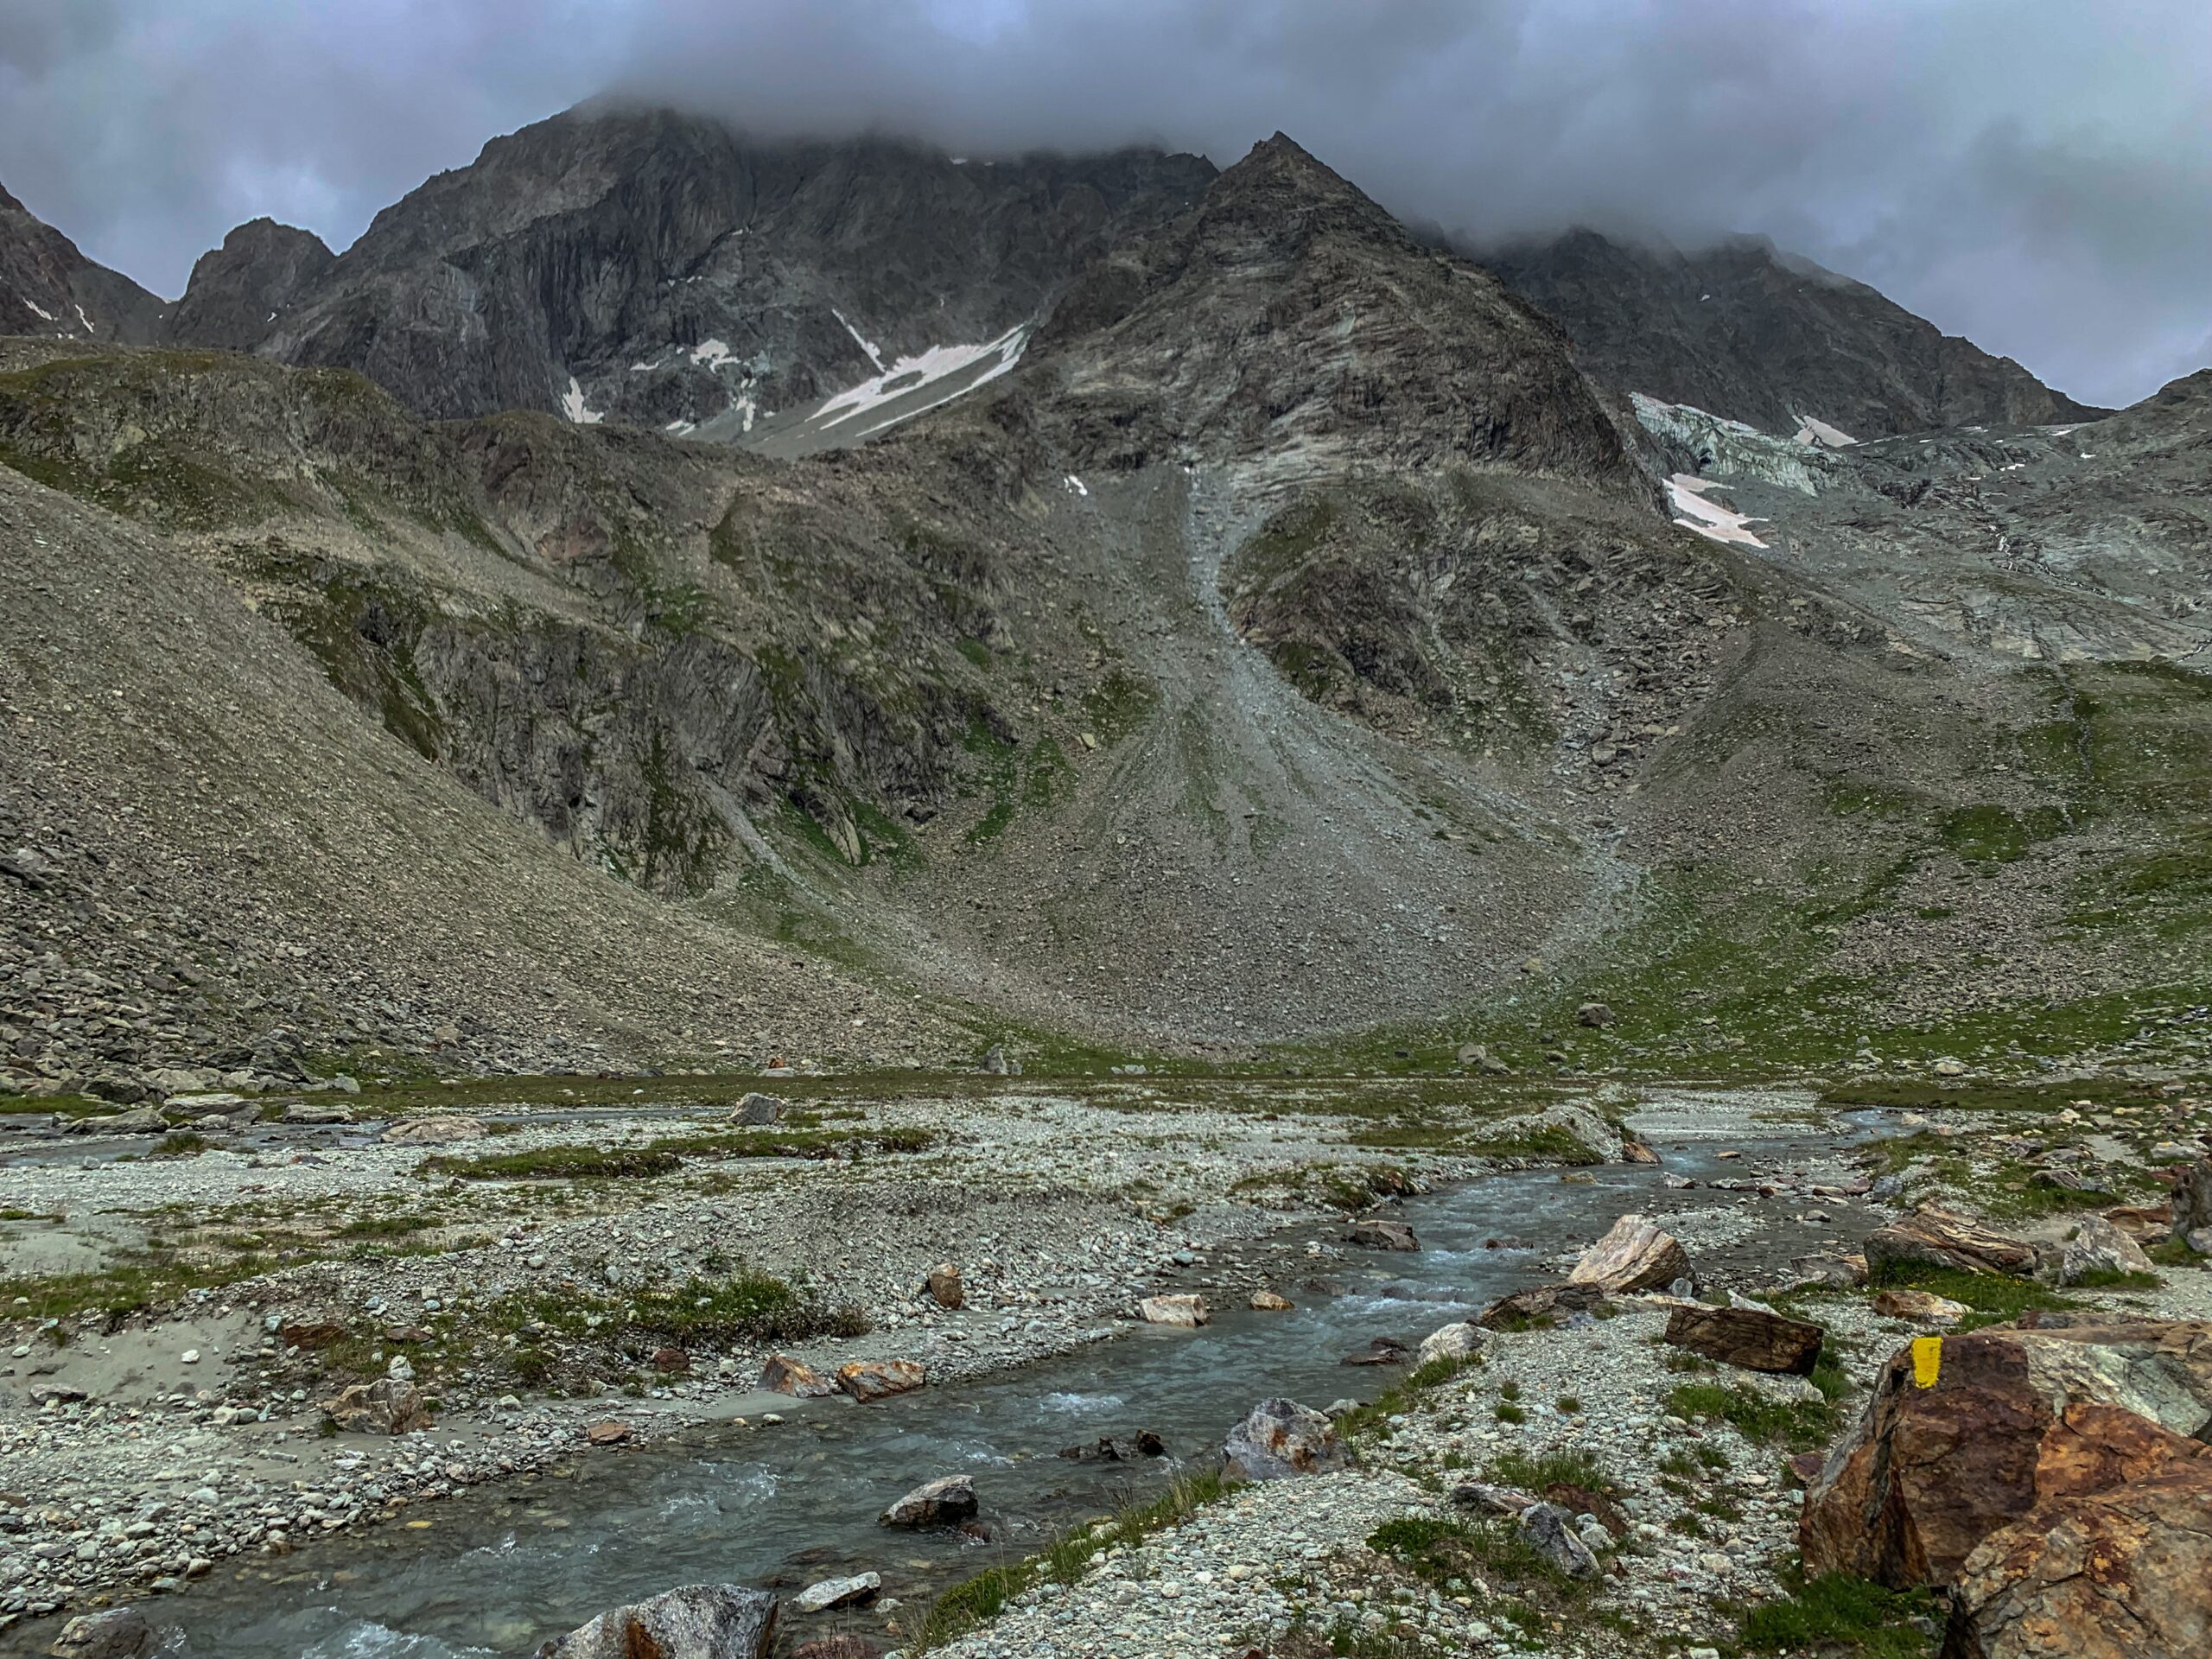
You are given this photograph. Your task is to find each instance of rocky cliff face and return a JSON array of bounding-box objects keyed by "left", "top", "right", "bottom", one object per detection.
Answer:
[
  {"left": 163, "top": 219, "right": 337, "bottom": 351},
  {"left": 1485, "top": 227, "right": 2103, "bottom": 439},
  {"left": 0, "top": 181, "right": 166, "bottom": 345},
  {"left": 1031, "top": 135, "right": 1637, "bottom": 487},
  {"left": 3, "top": 119, "right": 2206, "bottom": 1076},
  {"left": 162, "top": 105, "right": 1217, "bottom": 435}
]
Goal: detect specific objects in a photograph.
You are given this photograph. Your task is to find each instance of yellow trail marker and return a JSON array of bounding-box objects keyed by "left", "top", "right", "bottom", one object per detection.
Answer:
[{"left": 1911, "top": 1335, "right": 1943, "bottom": 1389}]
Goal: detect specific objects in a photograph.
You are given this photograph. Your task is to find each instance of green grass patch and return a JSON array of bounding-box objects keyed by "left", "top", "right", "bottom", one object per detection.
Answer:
[
  {"left": 1735, "top": 1567, "right": 1939, "bottom": 1656},
  {"left": 420, "top": 1145, "right": 683, "bottom": 1181},
  {"left": 1666, "top": 1382, "right": 1839, "bottom": 1452},
  {"left": 1864, "top": 1262, "right": 2076, "bottom": 1332}
]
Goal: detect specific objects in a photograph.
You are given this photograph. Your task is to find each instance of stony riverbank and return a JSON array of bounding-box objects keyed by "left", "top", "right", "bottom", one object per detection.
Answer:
[{"left": 0, "top": 1073, "right": 1637, "bottom": 1633}]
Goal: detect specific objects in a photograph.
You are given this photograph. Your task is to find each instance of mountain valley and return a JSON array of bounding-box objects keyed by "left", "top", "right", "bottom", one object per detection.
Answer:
[{"left": 0, "top": 98, "right": 2209, "bottom": 1659}]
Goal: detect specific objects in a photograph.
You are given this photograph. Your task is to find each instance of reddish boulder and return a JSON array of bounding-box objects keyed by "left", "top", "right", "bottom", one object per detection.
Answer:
[
  {"left": 1946, "top": 1433, "right": 2212, "bottom": 1654},
  {"left": 1864, "top": 1205, "right": 2037, "bottom": 1277},
  {"left": 1802, "top": 1321, "right": 2212, "bottom": 1588},
  {"left": 760, "top": 1353, "right": 838, "bottom": 1398},
  {"left": 836, "top": 1359, "right": 925, "bottom": 1402},
  {"left": 1663, "top": 1303, "right": 1824, "bottom": 1376}
]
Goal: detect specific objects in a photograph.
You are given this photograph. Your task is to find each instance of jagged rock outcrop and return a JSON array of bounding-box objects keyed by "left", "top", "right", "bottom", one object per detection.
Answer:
[
  {"left": 164, "top": 219, "right": 336, "bottom": 351},
  {"left": 1030, "top": 134, "right": 1636, "bottom": 485},
  {"left": 1802, "top": 1322, "right": 2212, "bottom": 1587},
  {"left": 0, "top": 181, "right": 165, "bottom": 344},
  {"left": 1484, "top": 227, "right": 2103, "bottom": 438},
  {"left": 1945, "top": 1457, "right": 2212, "bottom": 1659},
  {"left": 163, "top": 104, "right": 1215, "bottom": 433}
]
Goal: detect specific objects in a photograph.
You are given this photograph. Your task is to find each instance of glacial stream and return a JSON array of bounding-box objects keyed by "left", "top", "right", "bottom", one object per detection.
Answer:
[{"left": 124, "top": 1126, "right": 1872, "bottom": 1657}]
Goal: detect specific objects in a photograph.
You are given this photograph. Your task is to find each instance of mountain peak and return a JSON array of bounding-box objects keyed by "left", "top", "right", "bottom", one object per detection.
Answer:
[{"left": 0, "top": 181, "right": 22, "bottom": 215}]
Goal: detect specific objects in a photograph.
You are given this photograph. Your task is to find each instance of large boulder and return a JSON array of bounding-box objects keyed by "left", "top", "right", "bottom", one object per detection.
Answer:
[
  {"left": 2051, "top": 1213, "right": 2154, "bottom": 1286},
  {"left": 1568, "top": 1214, "right": 1689, "bottom": 1293},
  {"left": 836, "top": 1359, "right": 925, "bottom": 1402},
  {"left": 1863, "top": 1205, "right": 2037, "bottom": 1277},
  {"left": 1478, "top": 1282, "right": 1605, "bottom": 1329},
  {"left": 1414, "top": 1321, "right": 1488, "bottom": 1370},
  {"left": 1801, "top": 1320, "right": 2212, "bottom": 1588},
  {"left": 321, "top": 1377, "right": 429, "bottom": 1435},
  {"left": 1345, "top": 1217, "right": 1419, "bottom": 1251},
  {"left": 760, "top": 1354, "right": 838, "bottom": 1398},
  {"left": 48, "top": 1608, "right": 160, "bottom": 1659},
  {"left": 1222, "top": 1397, "right": 1355, "bottom": 1480},
  {"left": 1139, "top": 1294, "right": 1211, "bottom": 1326},
  {"left": 537, "top": 1584, "right": 777, "bottom": 1659},
  {"left": 730, "top": 1092, "right": 784, "bottom": 1125},
  {"left": 880, "top": 1474, "right": 977, "bottom": 1529},
  {"left": 1945, "top": 1457, "right": 2212, "bottom": 1659},
  {"left": 1663, "top": 1303, "right": 1824, "bottom": 1376},
  {"left": 925, "top": 1262, "right": 963, "bottom": 1308}
]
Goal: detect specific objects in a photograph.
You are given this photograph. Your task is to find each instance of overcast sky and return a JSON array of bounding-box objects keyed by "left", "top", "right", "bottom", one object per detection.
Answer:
[{"left": 2, "top": 0, "right": 2206, "bottom": 407}]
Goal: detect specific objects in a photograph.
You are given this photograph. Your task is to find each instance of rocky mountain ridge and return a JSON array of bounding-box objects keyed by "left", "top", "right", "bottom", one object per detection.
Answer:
[
  {"left": 0, "top": 123, "right": 2207, "bottom": 1093},
  {"left": 1487, "top": 226, "right": 2103, "bottom": 439},
  {"left": 0, "top": 182, "right": 165, "bottom": 346}
]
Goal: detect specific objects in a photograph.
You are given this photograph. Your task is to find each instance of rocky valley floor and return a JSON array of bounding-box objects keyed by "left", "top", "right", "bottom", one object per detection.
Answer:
[{"left": 0, "top": 1066, "right": 2204, "bottom": 1658}]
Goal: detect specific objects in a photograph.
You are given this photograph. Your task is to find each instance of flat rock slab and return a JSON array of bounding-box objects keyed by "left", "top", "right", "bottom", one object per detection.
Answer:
[
  {"left": 880, "top": 1474, "right": 977, "bottom": 1529},
  {"left": 1864, "top": 1205, "right": 2036, "bottom": 1277},
  {"left": 1663, "top": 1303, "right": 1824, "bottom": 1376}
]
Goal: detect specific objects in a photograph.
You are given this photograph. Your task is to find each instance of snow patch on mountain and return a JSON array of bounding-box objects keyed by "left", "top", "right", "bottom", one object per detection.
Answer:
[
  {"left": 1793, "top": 415, "right": 1858, "bottom": 448},
  {"left": 815, "top": 325, "right": 1028, "bottom": 435},
  {"left": 832, "top": 309, "right": 886, "bottom": 373},
  {"left": 559, "top": 378, "right": 605, "bottom": 425},
  {"left": 1667, "top": 474, "right": 1768, "bottom": 548}
]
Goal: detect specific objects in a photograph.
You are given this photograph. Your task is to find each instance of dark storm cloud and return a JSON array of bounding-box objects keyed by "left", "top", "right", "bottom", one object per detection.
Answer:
[{"left": 1, "top": 1, "right": 2205, "bottom": 406}]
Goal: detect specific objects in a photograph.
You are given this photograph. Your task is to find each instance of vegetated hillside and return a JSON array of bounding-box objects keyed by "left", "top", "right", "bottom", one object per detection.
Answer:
[
  {"left": 2, "top": 129, "right": 2207, "bottom": 1096},
  {"left": 160, "top": 103, "right": 1217, "bottom": 435},
  {"left": 1485, "top": 227, "right": 2104, "bottom": 439}
]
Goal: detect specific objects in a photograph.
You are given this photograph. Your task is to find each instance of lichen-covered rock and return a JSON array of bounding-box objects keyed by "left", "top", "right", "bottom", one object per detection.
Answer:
[
  {"left": 1946, "top": 1453, "right": 2212, "bottom": 1657},
  {"left": 1222, "top": 1397, "right": 1355, "bottom": 1480},
  {"left": 1568, "top": 1214, "right": 1689, "bottom": 1293},
  {"left": 537, "top": 1583, "right": 777, "bottom": 1659}
]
